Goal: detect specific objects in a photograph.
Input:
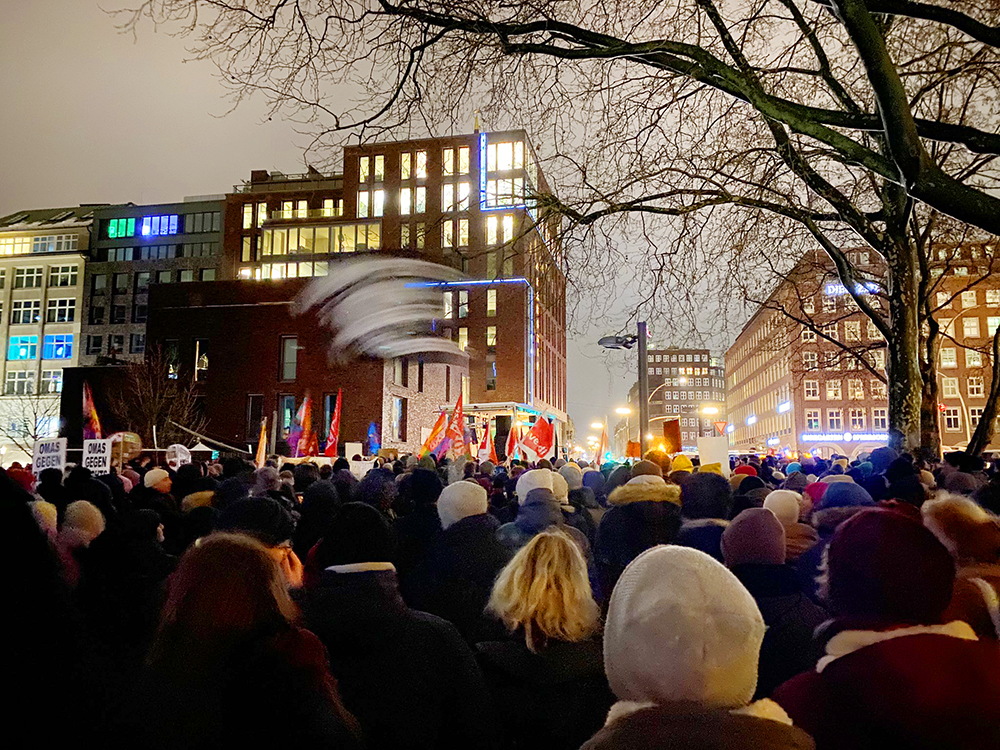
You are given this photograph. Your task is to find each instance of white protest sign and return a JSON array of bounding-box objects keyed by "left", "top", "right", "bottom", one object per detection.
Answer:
[
  {"left": 32, "top": 437, "right": 66, "bottom": 475},
  {"left": 697, "top": 435, "right": 731, "bottom": 478},
  {"left": 344, "top": 442, "right": 363, "bottom": 460},
  {"left": 165, "top": 444, "right": 192, "bottom": 470},
  {"left": 82, "top": 439, "right": 113, "bottom": 475},
  {"left": 349, "top": 460, "right": 372, "bottom": 480}
]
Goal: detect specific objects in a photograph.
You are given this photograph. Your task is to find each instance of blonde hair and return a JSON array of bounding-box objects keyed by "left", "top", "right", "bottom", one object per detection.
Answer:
[{"left": 487, "top": 530, "right": 600, "bottom": 652}]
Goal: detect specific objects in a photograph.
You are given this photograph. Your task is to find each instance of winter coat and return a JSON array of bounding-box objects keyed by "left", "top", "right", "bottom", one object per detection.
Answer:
[
  {"left": 496, "top": 493, "right": 590, "bottom": 558},
  {"left": 945, "top": 562, "right": 1000, "bottom": 640},
  {"left": 476, "top": 636, "right": 614, "bottom": 750},
  {"left": 128, "top": 486, "right": 185, "bottom": 555},
  {"left": 569, "top": 486, "right": 601, "bottom": 541},
  {"left": 123, "top": 626, "right": 361, "bottom": 750},
  {"left": 675, "top": 518, "right": 729, "bottom": 562},
  {"left": 394, "top": 503, "right": 442, "bottom": 580},
  {"left": 730, "top": 564, "right": 828, "bottom": 697},
  {"left": 405, "top": 513, "right": 510, "bottom": 642},
  {"left": 303, "top": 566, "right": 499, "bottom": 750},
  {"left": 773, "top": 621, "right": 1000, "bottom": 750},
  {"left": 580, "top": 702, "right": 814, "bottom": 750},
  {"left": 594, "top": 479, "right": 682, "bottom": 601}
]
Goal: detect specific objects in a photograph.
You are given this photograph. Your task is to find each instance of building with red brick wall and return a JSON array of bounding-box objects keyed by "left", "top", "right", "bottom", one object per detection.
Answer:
[
  {"left": 222, "top": 130, "right": 567, "bottom": 451},
  {"left": 145, "top": 279, "right": 467, "bottom": 455}
]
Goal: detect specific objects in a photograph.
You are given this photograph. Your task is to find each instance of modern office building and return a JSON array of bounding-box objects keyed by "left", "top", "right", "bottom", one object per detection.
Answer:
[
  {"left": 726, "top": 245, "right": 1000, "bottom": 457},
  {"left": 221, "top": 129, "right": 567, "bottom": 452},
  {"left": 79, "top": 199, "right": 224, "bottom": 365},
  {"left": 144, "top": 279, "right": 468, "bottom": 455},
  {"left": 0, "top": 206, "right": 100, "bottom": 461},
  {"left": 622, "top": 347, "right": 726, "bottom": 452}
]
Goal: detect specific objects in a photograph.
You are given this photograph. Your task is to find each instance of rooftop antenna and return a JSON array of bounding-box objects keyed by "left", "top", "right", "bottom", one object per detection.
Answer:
[{"left": 473, "top": 109, "right": 481, "bottom": 134}]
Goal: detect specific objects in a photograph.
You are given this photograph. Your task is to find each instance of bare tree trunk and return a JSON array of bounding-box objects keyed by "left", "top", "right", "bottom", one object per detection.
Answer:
[
  {"left": 967, "top": 326, "right": 1000, "bottom": 456},
  {"left": 886, "top": 245, "right": 923, "bottom": 452}
]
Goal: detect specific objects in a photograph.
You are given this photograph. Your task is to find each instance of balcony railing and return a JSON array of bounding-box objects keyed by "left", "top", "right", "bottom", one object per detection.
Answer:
[{"left": 267, "top": 208, "right": 345, "bottom": 221}]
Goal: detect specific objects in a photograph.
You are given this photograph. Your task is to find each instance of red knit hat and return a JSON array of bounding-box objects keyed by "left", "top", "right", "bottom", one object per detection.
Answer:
[
  {"left": 827, "top": 509, "right": 955, "bottom": 624},
  {"left": 733, "top": 465, "right": 757, "bottom": 477}
]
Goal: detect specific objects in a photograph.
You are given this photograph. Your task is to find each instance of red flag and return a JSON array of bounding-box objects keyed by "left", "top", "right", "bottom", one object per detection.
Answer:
[
  {"left": 521, "top": 416, "right": 554, "bottom": 462},
  {"left": 444, "top": 393, "right": 465, "bottom": 459},
  {"left": 420, "top": 411, "right": 448, "bottom": 457},
  {"left": 82, "top": 381, "right": 102, "bottom": 440},
  {"left": 593, "top": 419, "right": 608, "bottom": 463},
  {"left": 479, "top": 421, "right": 499, "bottom": 464},
  {"left": 292, "top": 396, "right": 313, "bottom": 457},
  {"left": 324, "top": 389, "right": 342, "bottom": 458},
  {"left": 505, "top": 424, "right": 521, "bottom": 462}
]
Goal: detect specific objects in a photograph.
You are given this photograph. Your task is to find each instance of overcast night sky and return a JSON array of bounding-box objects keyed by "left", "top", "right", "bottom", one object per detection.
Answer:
[{"left": 0, "top": 0, "right": 636, "bottom": 441}]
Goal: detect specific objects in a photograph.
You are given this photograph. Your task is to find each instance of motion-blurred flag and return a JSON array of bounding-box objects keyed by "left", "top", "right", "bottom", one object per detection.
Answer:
[
  {"left": 324, "top": 389, "right": 342, "bottom": 458},
  {"left": 521, "top": 416, "right": 555, "bottom": 462},
  {"left": 291, "top": 396, "right": 314, "bottom": 457},
  {"left": 367, "top": 422, "right": 381, "bottom": 454},
  {"left": 478, "top": 421, "right": 499, "bottom": 464},
  {"left": 82, "top": 381, "right": 102, "bottom": 440},
  {"left": 255, "top": 417, "right": 268, "bottom": 468},
  {"left": 444, "top": 393, "right": 465, "bottom": 459},
  {"left": 420, "top": 411, "right": 448, "bottom": 457},
  {"left": 505, "top": 424, "right": 521, "bottom": 462},
  {"left": 594, "top": 419, "right": 608, "bottom": 462}
]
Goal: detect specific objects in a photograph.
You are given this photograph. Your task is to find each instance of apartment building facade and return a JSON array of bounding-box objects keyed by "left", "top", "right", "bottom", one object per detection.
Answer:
[
  {"left": 0, "top": 206, "right": 99, "bottom": 461},
  {"left": 222, "top": 130, "right": 567, "bottom": 453},
  {"left": 623, "top": 347, "right": 726, "bottom": 452},
  {"left": 726, "top": 246, "right": 1000, "bottom": 458},
  {"left": 79, "top": 199, "right": 224, "bottom": 365}
]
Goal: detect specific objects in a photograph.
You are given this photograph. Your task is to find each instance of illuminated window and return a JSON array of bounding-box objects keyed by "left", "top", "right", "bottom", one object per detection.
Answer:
[
  {"left": 43, "top": 334, "right": 73, "bottom": 360},
  {"left": 458, "top": 146, "right": 470, "bottom": 174},
  {"left": 416, "top": 223, "right": 425, "bottom": 249},
  {"left": 401, "top": 224, "right": 411, "bottom": 248},
  {"left": 827, "top": 409, "right": 843, "bottom": 431},
  {"left": 322, "top": 199, "right": 341, "bottom": 217},
  {"left": 487, "top": 289, "right": 497, "bottom": 317},
  {"left": 360, "top": 156, "right": 370, "bottom": 182},
  {"left": 964, "top": 317, "right": 980, "bottom": 338},
  {"left": 0, "top": 237, "right": 31, "bottom": 255},
  {"left": 442, "top": 222, "right": 453, "bottom": 248},
  {"left": 296, "top": 201, "right": 307, "bottom": 219},
  {"left": 942, "top": 377, "right": 959, "bottom": 398},
  {"left": 401, "top": 153, "right": 411, "bottom": 180},
  {"left": 400, "top": 188, "right": 412, "bottom": 215},
  {"left": 502, "top": 214, "right": 514, "bottom": 242},
  {"left": 415, "top": 187, "right": 426, "bottom": 213},
  {"left": 801, "top": 328, "right": 816, "bottom": 342},
  {"left": 8, "top": 335, "right": 38, "bottom": 361},
  {"left": 107, "top": 217, "right": 136, "bottom": 238},
  {"left": 415, "top": 151, "right": 427, "bottom": 179},
  {"left": 458, "top": 291, "right": 468, "bottom": 318},
  {"left": 802, "top": 297, "right": 815, "bottom": 314},
  {"left": 457, "top": 182, "right": 470, "bottom": 210},
  {"left": 826, "top": 380, "right": 842, "bottom": 400},
  {"left": 822, "top": 322, "right": 837, "bottom": 340},
  {"left": 967, "top": 349, "right": 983, "bottom": 367},
  {"left": 458, "top": 327, "right": 468, "bottom": 351},
  {"left": 257, "top": 202, "right": 267, "bottom": 225},
  {"left": 443, "top": 292, "right": 453, "bottom": 318},
  {"left": 941, "top": 347, "right": 957, "bottom": 367},
  {"left": 41, "top": 370, "right": 62, "bottom": 393},
  {"left": 357, "top": 191, "right": 369, "bottom": 218},
  {"left": 487, "top": 326, "right": 497, "bottom": 348},
  {"left": 392, "top": 396, "right": 407, "bottom": 441},
  {"left": 988, "top": 290, "right": 1000, "bottom": 306},
  {"left": 802, "top": 351, "right": 818, "bottom": 369},
  {"left": 871, "top": 380, "right": 887, "bottom": 400},
  {"left": 822, "top": 296, "right": 836, "bottom": 312},
  {"left": 487, "top": 216, "right": 498, "bottom": 245},
  {"left": 458, "top": 219, "right": 469, "bottom": 247},
  {"left": 45, "top": 298, "right": 75, "bottom": 323},
  {"left": 962, "top": 290, "right": 977, "bottom": 308},
  {"left": 848, "top": 379, "right": 864, "bottom": 400},
  {"left": 140, "top": 215, "right": 179, "bottom": 236},
  {"left": 805, "top": 409, "right": 820, "bottom": 430},
  {"left": 373, "top": 190, "right": 384, "bottom": 218},
  {"left": 872, "top": 408, "right": 888, "bottom": 430},
  {"left": 486, "top": 355, "right": 497, "bottom": 391},
  {"left": 497, "top": 142, "right": 513, "bottom": 171},
  {"left": 443, "top": 148, "right": 454, "bottom": 176},
  {"left": 374, "top": 155, "right": 385, "bottom": 181},
  {"left": 844, "top": 321, "right": 861, "bottom": 342},
  {"left": 849, "top": 408, "right": 866, "bottom": 431},
  {"left": 442, "top": 184, "right": 454, "bottom": 212}
]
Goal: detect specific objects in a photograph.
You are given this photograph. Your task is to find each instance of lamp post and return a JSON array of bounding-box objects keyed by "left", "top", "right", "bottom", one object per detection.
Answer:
[{"left": 599, "top": 321, "right": 650, "bottom": 456}]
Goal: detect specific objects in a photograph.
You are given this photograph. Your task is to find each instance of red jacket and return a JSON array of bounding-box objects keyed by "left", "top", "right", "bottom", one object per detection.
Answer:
[{"left": 773, "top": 629, "right": 1000, "bottom": 750}]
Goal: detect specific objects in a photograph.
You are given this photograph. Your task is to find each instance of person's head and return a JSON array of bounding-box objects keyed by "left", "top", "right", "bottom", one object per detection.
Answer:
[
  {"left": 148, "top": 533, "right": 297, "bottom": 670},
  {"left": 559, "top": 463, "right": 583, "bottom": 490},
  {"left": 144, "top": 468, "right": 172, "bottom": 494},
  {"left": 822, "top": 509, "right": 955, "bottom": 625},
  {"left": 922, "top": 492, "right": 1000, "bottom": 566},
  {"left": 721, "top": 508, "right": 786, "bottom": 567},
  {"left": 60, "top": 501, "right": 106, "bottom": 549},
  {"left": 516, "top": 468, "right": 553, "bottom": 504},
  {"left": 680, "top": 472, "right": 733, "bottom": 520},
  {"left": 314, "top": 502, "right": 395, "bottom": 568},
  {"left": 398, "top": 468, "right": 443, "bottom": 508},
  {"left": 763, "top": 490, "right": 803, "bottom": 526},
  {"left": 39, "top": 468, "right": 62, "bottom": 486},
  {"left": 216, "top": 497, "right": 299, "bottom": 584},
  {"left": 487, "top": 530, "right": 599, "bottom": 652},
  {"left": 120, "top": 509, "right": 164, "bottom": 544},
  {"left": 354, "top": 470, "right": 397, "bottom": 515},
  {"left": 604, "top": 545, "right": 764, "bottom": 709},
  {"left": 29, "top": 500, "right": 58, "bottom": 540},
  {"left": 332, "top": 457, "right": 350, "bottom": 473},
  {"left": 550, "top": 471, "right": 569, "bottom": 503},
  {"left": 293, "top": 463, "right": 321, "bottom": 493},
  {"left": 536, "top": 458, "right": 553, "bottom": 471},
  {"left": 437, "top": 481, "right": 488, "bottom": 530},
  {"left": 632, "top": 459, "right": 663, "bottom": 479},
  {"left": 253, "top": 466, "right": 283, "bottom": 495}
]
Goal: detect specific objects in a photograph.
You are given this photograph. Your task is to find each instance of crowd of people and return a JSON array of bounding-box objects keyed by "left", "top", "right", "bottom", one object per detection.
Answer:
[{"left": 5, "top": 445, "right": 1000, "bottom": 749}]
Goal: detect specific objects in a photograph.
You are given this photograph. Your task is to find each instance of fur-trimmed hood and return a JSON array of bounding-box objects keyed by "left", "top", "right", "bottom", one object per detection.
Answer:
[{"left": 608, "top": 479, "right": 681, "bottom": 507}]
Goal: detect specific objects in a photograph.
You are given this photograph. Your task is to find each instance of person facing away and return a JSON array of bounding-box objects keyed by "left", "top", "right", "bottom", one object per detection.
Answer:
[
  {"left": 676, "top": 472, "right": 733, "bottom": 561},
  {"left": 477, "top": 531, "right": 614, "bottom": 750},
  {"left": 125, "top": 533, "right": 360, "bottom": 750},
  {"left": 496, "top": 469, "right": 591, "bottom": 557},
  {"left": 721, "top": 508, "right": 828, "bottom": 698},
  {"left": 773, "top": 509, "right": 1000, "bottom": 750},
  {"left": 301, "top": 502, "right": 499, "bottom": 750},
  {"left": 582, "top": 545, "right": 814, "bottom": 750}
]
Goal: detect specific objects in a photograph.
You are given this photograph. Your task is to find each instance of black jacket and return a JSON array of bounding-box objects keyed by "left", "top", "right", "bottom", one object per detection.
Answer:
[
  {"left": 394, "top": 504, "right": 442, "bottom": 590},
  {"left": 730, "top": 564, "right": 828, "bottom": 697},
  {"left": 303, "top": 567, "right": 499, "bottom": 750},
  {"left": 405, "top": 513, "right": 510, "bottom": 642},
  {"left": 476, "top": 636, "right": 614, "bottom": 750}
]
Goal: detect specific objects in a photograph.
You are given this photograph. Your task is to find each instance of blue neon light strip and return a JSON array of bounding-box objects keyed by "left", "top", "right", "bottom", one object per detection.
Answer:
[{"left": 408, "top": 276, "right": 536, "bottom": 402}]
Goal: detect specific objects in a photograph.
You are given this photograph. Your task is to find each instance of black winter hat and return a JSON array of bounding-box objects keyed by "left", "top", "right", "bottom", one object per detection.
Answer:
[
  {"left": 315, "top": 502, "right": 395, "bottom": 568},
  {"left": 217, "top": 497, "right": 295, "bottom": 547}
]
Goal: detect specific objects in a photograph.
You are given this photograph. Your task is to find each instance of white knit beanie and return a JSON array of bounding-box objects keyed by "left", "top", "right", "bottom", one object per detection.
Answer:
[
  {"left": 61, "top": 500, "right": 106, "bottom": 547},
  {"left": 604, "top": 545, "right": 764, "bottom": 710},
  {"left": 144, "top": 468, "right": 170, "bottom": 489},
  {"left": 551, "top": 471, "right": 569, "bottom": 503},
  {"left": 763, "top": 490, "right": 803, "bottom": 525},
  {"left": 437, "top": 480, "right": 488, "bottom": 530},
  {"left": 559, "top": 463, "right": 584, "bottom": 490},
  {"left": 516, "top": 469, "right": 553, "bottom": 505}
]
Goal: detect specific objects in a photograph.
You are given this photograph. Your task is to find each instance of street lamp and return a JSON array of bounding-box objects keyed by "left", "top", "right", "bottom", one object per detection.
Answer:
[
  {"left": 615, "top": 407, "right": 632, "bottom": 415},
  {"left": 590, "top": 421, "right": 603, "bottom": 429},
  {"left": 600, "top": 322, "right": 650, "bottom": 455},
  {"left": 702, "top": 406, "right": 720, "bottom": 415}
]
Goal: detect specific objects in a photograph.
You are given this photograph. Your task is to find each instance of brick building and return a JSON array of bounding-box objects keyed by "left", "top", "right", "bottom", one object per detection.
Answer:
[
  {"left": 145, "top": 279, "right": 467, "bottom": 455},
  {"left": 726, "top": 246, "right": 1000, "bottom": 457},
  {"left": 621, "top": 347, "right": 726, "bottom": 452},
  {"left": 221, "top": 129, "right": 567, "bottom": 451},
  {"left": 79, "top": 199, "right": 224, "bottom": 365}
]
